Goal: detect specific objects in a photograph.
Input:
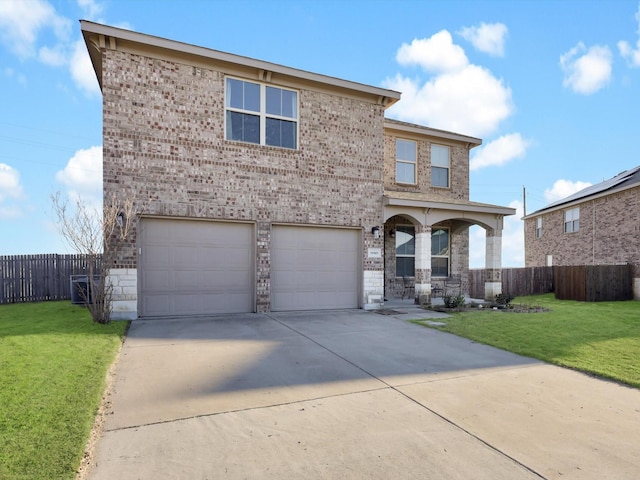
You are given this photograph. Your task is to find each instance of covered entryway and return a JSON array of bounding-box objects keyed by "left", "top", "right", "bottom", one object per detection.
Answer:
[
  {"left": 138, "top": 218, "right": 254, "bottom": 317},
  {"left": 271, "top": 225, "right": 360, "bottom": 311}
]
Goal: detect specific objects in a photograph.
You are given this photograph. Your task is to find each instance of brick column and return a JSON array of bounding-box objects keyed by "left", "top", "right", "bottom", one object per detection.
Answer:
[
  {"left": 485, "top": 228, "right": 503, "bottom": 300},
  {"left": 415, "top": 224, "right": 432, "bottom": 304}
]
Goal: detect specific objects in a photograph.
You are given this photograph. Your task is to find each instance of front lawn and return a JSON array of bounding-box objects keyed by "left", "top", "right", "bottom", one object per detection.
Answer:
[
  {"left": 416, "top": 294, "right": 640, "bottom": 388},
  {"left": 0, "top": 301, "right": 128, "bottom": 480}
]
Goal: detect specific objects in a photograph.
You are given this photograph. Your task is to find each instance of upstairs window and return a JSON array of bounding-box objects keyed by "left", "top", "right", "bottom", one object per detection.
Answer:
[
  {"left": 564, "top": 207, "right": 579, "bottom": 233},
  {"left": 226, "top": 77, "right": 298, "bottom": 149},
  {"left": 431, "top": 228, "right": 450, "bottom": 277},
  {"left": 536, "top": 218, "right": 542, "bottom": 238},
  {"left": 396, "top": 139, "right": 417, "bottom": 184},
  {"left": 431, "top": 144, "right": 450, "bottom": 188},
  {"left": 395, "top": 225, "right": 415, "bottom": 277}
]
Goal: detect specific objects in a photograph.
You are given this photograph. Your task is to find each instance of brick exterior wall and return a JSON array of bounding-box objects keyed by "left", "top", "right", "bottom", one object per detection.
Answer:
[
  {"left": 525, "top": 187, "right": 640, "bottom": 297},
  {"left": 382, "top": 128, "right": 472, "bottom": 298},
  {"left": 383, "top": 131, "right": 470, "bottom": 201},
  {"left": 101, "top": 48, "right": 386, "bottom": 312}
]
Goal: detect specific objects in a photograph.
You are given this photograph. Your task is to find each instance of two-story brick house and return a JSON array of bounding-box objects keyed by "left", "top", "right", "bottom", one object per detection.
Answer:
[
  {"left": 81, "top": 21, "right": 515, "bottom": 320},
  {"left": 524, "top": 166, "right": 640, "bottom": 299}
]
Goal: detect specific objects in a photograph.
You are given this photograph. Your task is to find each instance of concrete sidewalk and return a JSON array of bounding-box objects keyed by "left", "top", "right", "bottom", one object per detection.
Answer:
[{"left": 87, "top": 309, "right": 640, "bottom": 479}]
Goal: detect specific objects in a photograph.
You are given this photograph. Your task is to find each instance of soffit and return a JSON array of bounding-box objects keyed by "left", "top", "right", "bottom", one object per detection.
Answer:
[{"left": 384, "top": 190, "right": 516, "bottom": 216}]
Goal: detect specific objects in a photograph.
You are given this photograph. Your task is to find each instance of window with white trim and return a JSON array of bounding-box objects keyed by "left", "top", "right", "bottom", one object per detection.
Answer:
[
  {"left": 395, "top": 225, "right": 415, "bottom": 277},
  {"left": 536, "top": 218, "right": 542, "bottom": 238},
  {"left": 225, "top": 77, "right": 298, "bottom": 149},
  {"left": 431, "top": 228, "right": 450, "bottom": 277},
  {"left": 396, "top": 139, "right": 417, "bottom": 184},
  {"left": 564, "top": 207, "right": 579, "bottom": 233},
  {"left": 431, "top": 144, "right": 449, "bottom": 188}
]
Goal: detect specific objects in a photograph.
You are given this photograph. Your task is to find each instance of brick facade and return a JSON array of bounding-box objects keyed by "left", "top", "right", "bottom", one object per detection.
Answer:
[
  {"left": 525, "top": 186, "right": 640, "bottom": 298},
  {"left": 100, "top": 48, "right": 388, "bottom": 313}
]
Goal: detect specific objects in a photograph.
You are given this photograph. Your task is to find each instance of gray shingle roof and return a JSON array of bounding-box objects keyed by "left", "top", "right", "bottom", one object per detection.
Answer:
[{"left": 534, "top": 165, "right": 640, "bottom": 214}]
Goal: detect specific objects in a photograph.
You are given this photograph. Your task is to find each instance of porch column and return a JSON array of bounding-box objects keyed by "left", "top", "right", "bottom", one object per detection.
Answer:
[
  {"left": 485, "top": 227, "right": 503, "bottom": 300},
  {"left": 415, "top": 224, "right": 432, "bottom": 304}
]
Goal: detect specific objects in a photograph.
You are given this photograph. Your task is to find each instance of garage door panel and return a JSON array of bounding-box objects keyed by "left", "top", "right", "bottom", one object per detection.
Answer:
[
  {"left": 271, "top": 226, "right": 359, "bottom": 311},
  {"left": 139, "top": 219, "right": 254, "bottom": 317}
]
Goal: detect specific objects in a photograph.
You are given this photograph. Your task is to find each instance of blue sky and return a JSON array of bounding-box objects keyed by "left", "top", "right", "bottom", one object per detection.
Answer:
[{"left": 1, "top": 0, "right": 640, "bottom": 267}]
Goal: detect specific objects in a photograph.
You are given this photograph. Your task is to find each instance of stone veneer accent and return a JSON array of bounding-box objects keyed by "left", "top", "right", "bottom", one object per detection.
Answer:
[
  {"left": 107, "top": 268, "right": 137, "bottom": 320},
  {"left": 525, "top": 187, "right": 640, "bottom": 299},
  {"left": 101, "top": 48, "right": 387, "bottom": 316}
]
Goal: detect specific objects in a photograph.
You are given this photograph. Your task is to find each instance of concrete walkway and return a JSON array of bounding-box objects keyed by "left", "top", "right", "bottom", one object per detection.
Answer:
[{"left": 87, "top": 308, "right": 640, "bottom": 479}]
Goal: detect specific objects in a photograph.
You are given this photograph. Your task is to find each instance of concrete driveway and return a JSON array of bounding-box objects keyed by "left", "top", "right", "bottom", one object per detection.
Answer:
[{"left": 88, "top": 308, "right": 640, "bottom": 480}]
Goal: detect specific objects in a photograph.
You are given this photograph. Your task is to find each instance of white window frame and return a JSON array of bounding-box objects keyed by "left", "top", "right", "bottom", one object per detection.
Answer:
[
  {"left": 431, "top": 144, "right": 450, "bottom": 188},
  {"left": 536, "top": 217, "right": 542, "bottom": 238},
  {"left": 225, "top": 76, "right": 299, "bottom": 149},
  {"left": 396, "top": 139, "right": 417, "bottom": 184},
  {"left": 564, "top": 207, "right": 580, "bottom": 233},
  {"left": 431, "top": 228, "right": 450, "bottom": 277}
]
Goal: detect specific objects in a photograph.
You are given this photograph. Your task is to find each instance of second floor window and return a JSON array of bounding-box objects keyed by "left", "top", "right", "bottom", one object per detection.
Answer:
[
  {"left": 396, "top": 139, "right": 417, "bottom": 184},
  {"left": 225, "top": 77, "right": 298, "bottom": 149},
  {"left": 564, "top": 207, "right": 579, "bottom": 233},
  {"left": 536, "top": 218, "right": 542, "bottom": 238},
  {"left": 431, "top": 144, "right": 449, "bottom": 188}
]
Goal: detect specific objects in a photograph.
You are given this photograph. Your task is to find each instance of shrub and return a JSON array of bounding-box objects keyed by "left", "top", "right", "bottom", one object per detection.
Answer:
[
  {"left": 495, "top": 292, "right": 515, "bottom": 307},
  {"left": 444, "top": 294, "right": 466, "bottom": 309}
]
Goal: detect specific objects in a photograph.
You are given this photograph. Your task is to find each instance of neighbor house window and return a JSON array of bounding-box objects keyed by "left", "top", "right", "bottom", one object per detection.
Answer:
[
  {"left": 225, "top": 77, "right": 298, "bottom": 149},
  {"left": 536, "top": 218, "right": 542, "bottom": 238},
  {"left": 431, "top": 228, "right": 449, "bottom": 277},
  {"left": 396, "top": 139, "right": 417, "bottom": 184},
  {"left": 431, "top": 144, "right": 449, "bottom": 188},
  {"left": 395, "top": 225, "right": 415, "bottom": 277},
  {"left": 564, "top": 207, "right": 579, "bottom": 233}
]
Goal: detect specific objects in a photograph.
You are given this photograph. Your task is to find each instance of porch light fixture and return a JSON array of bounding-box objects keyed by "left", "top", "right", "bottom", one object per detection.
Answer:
[
  {"left": 389, "top": 229, "right": 395, "bottom": 238},
  {"left": 116, "top": 212, "right": 125, "bottom": 228},
  {"left": 371, "top": 226, "right": 380, "bottom": 239}
]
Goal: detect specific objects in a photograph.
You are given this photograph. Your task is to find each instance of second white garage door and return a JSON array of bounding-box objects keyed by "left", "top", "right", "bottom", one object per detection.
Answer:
[
  {"left": 271, "top": 225, "right": 360, "bottom": 311},
  {"left": 138, "top": 218, "right": 254, "bottom": 317}
]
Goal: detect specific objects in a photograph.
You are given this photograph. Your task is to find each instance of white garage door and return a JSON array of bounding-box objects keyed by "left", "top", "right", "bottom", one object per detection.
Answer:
[
  {"left": 138, "top": 218, "right": 254, "bottom": 317},
  {"left": 271, "top": 225, "right": 360, "bottom": 311}
]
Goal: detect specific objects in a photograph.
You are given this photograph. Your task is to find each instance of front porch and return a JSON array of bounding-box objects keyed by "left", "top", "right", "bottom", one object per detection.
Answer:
[{"left": 383, "top": 192, "right": 516, "bottom": 304}]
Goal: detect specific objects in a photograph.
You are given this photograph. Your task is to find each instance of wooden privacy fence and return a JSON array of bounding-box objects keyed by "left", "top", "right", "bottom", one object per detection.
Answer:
[
  {"left": 554, "top": 264, "right": 632, "bottom": 302},
  {"left": 469, "top": 265, "right": 632, "bottom": 301},
  {"left": 469, "top": 267, "right": 554, "bottom": 299},
  {"left": 0, "top": 254, "right": 102, "bottom": 304}
]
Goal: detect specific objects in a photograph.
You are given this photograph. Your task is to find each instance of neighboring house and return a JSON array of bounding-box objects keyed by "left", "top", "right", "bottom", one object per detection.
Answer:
[
  {"left": 523, "top": 166, "right": 640, "bottom": 300},
  {"left": 81, "top": 21, "right": 515, "bottom": 320}
]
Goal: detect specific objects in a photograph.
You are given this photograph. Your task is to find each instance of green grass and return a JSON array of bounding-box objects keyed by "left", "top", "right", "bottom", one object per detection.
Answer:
[
  {"left": 415, "top": 294, "right": 640, "bottom": 388},
  {"left": 0, "top": 301, "right": 128, "bottom": 480}
]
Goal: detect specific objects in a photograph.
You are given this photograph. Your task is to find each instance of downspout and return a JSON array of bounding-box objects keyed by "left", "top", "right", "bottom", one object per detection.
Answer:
[{"left": 592, "top": 199, "right": 596, "bottom": 265}]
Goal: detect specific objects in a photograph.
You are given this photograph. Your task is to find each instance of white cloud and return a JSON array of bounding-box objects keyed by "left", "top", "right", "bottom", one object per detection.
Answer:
[
  {"left": 384, "top": 30, "right": 513, "bottom": 137},
  {"left": 396, "top": 31, "right": 469, "bottom": 73},
  {"left": 0, "top": 163, "right": 25, "bottom": 220},
  {"left": 70, "top": 38, "right": 100, "bottom": 96},
  {"left": 560, "top": 42, "right": 612, "bottom": 94},
  {"left": 543, "top": 179, "right": 592, "bottom": 203},
  {"left": 39, "top": 44, "right": 68, "bottom": 67},
  {"left": 0, "top": 0, "right": 71, "bottom": 58},
  {"left": 470, "top": 133, "right": 530, "bottom": 171},
  {"left": 77, "top": 0, "right": 104, "bottom": 20},
  {"left": 384, "top": 65, "right": 512, "bottom": 138},
  {"left": 55, "top": 146, "right": 103, "bottom": 202},
  {"left": 469, "top": 199, "right": 524, "bottom": 269},
  {"left": 458, "top": 22, "right": 508, "bottom": 57},
  {"left": 618, "top": 2, "right": 640, "bottom": 67}
]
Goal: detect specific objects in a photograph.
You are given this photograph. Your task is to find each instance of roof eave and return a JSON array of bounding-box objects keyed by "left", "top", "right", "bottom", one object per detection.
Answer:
[{"left": 80, "top": 20, "right": 401, "bottom": 107}]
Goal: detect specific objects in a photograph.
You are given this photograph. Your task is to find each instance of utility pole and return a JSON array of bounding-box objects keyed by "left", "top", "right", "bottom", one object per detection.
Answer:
[{"left": 523, "top": 185, "right": 527, "bottom": 216}]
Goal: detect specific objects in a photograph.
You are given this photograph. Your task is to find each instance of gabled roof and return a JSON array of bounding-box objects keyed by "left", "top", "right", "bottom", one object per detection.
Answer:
[
  {"left": 525, "top": 166, "right": 640, "bottom": 218},
  {"left": 80, "top": 20, "right": 401, "bottom": 108}
]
